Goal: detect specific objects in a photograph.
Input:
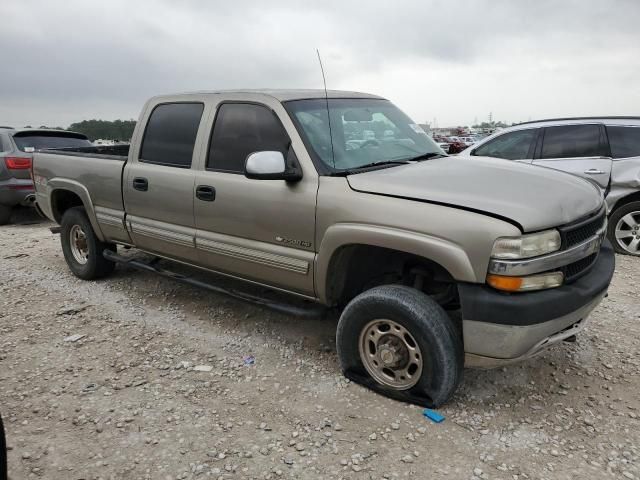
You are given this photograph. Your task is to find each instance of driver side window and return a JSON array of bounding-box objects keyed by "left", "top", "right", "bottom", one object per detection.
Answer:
[
  {"left": 473, "top": 128, "right": 538, "bottom": 160},
  {"left": 207, "top": 103, "right": 291, "bottom": 173}
]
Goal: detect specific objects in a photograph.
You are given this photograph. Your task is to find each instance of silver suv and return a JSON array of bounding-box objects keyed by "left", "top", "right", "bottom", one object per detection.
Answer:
[
  {"left": 460, "top": 117, "right": 640, "bottom": 256},
  {"left": 0, "top": 127, "right": 93, "bottom": 224}
]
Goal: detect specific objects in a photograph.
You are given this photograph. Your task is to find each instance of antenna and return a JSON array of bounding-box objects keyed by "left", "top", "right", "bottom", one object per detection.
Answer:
[{"left": 316, "top": 49, "right": 336, "bottom": 168}]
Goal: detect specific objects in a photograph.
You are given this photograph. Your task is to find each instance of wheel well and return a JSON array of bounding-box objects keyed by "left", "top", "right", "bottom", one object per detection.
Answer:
[
  {"left": 612, "top": 191, "right": 640, "bottom": 213},
  {"left": 51, "top": 189, "right": 84, "bottom": 223},
  {"left": 325, "top": 244, "right": 458, "bottom": 308}
]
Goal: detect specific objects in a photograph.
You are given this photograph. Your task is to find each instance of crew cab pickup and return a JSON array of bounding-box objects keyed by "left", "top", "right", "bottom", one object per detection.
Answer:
[{"left": 33, "top": 90, "right": 615, "bottom": 406}]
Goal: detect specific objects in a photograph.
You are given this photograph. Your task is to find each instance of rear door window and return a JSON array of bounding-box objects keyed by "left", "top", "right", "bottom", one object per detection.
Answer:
[
  {"left": 139, "top": 102, "right": 204, "bottom": 168},
  {"left": 540, "top": 124, "right": 606, "bottom": 159},
  {"left": 207, "top": 103, "right": 290, "bottom": 173},
  {"left": 472, "top": 129, "right": 537, "bottom": 160},
  {"left": 606, "top": 125, "right": 640, "bottom": 159}
]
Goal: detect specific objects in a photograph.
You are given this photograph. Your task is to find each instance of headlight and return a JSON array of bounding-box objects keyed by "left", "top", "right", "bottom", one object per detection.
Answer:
[{"left": 491, "top": 229, "right": 561, "bottom": 259}]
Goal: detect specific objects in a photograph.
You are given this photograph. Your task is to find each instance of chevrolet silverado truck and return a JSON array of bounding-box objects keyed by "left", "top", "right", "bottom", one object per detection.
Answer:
[{"left": 33, "top": 90, "right": 615, "bottom": 406}]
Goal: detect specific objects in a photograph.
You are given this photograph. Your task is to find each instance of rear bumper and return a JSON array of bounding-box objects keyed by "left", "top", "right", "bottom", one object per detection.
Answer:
[
  {"left": 0, "top": 179, "right": 35, "bottom": 207},
  {"left": 459, "top": 240, "right": 615, "bottom": 367}
]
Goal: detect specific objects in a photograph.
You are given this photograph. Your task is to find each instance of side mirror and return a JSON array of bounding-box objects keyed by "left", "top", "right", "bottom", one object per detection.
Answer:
[{"left": 244, "top": 151, "right": 301, "bottom": 181}]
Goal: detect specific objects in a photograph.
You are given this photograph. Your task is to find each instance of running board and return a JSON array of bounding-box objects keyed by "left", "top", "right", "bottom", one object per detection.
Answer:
[{"left": 103, "top": 250, "right": 327, "bottom": 318}]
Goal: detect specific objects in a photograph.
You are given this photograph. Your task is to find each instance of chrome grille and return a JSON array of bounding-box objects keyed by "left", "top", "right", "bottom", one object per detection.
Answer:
[
  {"left": 562, "top": 252, "right": 598, "bottom": 282},
  {"left": 558, "top": 208, "right": 606, "bottom": 282},
  {"left": 560, "top": 209, "right": 606, "bottom": 249}
]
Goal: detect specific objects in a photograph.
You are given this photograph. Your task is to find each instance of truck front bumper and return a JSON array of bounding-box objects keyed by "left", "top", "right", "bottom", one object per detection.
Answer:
[{"left": 459, "top": 240, "right": 615, "bottom": 368}]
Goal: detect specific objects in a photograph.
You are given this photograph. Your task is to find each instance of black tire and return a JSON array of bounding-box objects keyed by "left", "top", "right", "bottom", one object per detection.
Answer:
[
  {"left": 0, "top": 205, "right": 11, "bottom": 226},
  {"left": 336, "top": 285, "right": 463, "bottom": 408},
  {"left": 608, "top": 201, "right": 640, "bottom": 256},
  {"left": 60, "top": 207, "right": 116, "bottom": 279}
]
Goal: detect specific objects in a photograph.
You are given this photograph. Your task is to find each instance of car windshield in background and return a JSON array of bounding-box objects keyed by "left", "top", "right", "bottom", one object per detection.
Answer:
[
  {"left": 12, "top": 133, "right": 92, "bottom": 152},
  {"left": 285, "top": 98, "right": 445, "bottom": 172}
]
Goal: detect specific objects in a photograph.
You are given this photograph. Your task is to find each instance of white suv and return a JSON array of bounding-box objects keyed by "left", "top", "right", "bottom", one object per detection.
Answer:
[{"left": 460, "top": 117, "right": 640, "bottom": 256}]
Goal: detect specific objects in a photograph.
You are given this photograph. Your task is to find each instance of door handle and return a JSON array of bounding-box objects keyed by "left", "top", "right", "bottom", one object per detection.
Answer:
[
  {"left": 196, "top": 185, "right": 216, "bottom": 202},
  {"left": 133, "top": 177, "right": 148, "bottom": 191},
  {"left": 584, "top": 169, "right": 606, "bottom": 175}
]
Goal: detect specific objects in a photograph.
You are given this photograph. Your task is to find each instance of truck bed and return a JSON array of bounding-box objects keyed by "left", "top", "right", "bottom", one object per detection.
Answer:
[{"left": 33, "top": 148, "right": 128, "bottom": 236}]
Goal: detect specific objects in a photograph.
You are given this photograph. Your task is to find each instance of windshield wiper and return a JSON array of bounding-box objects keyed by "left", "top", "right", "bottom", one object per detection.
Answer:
[
  {"left": 328, "top": 160, "right": 410, "bottom": 176},
  {"left": 404, "top": 152, "right": 448, "bottom": 162}
]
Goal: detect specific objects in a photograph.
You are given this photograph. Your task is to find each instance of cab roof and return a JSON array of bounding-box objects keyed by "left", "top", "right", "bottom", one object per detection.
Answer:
[{"left": 158, "top": 89, "right": 385, "bottom": 102}]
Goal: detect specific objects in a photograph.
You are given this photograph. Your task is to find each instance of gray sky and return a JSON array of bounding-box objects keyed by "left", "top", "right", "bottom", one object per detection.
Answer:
[{"left": 2, "top": 0, "right": 639, "bottom": 128}]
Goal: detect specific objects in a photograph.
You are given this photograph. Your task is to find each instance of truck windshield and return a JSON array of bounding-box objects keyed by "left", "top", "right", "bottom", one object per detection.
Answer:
[
  {"left": 12, "top": 132, "right": 92, "bottom": 152},
  {"left": 284, "top": 98, "right": 445, "bottom": 173}
]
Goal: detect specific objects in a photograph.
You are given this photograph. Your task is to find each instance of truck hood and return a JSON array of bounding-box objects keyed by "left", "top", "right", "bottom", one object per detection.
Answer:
[{"left": 346, "top": 157, "right": 603, "bottom": 232}]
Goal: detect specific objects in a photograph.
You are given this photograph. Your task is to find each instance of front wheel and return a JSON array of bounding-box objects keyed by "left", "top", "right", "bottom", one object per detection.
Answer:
[
  {"left": 60, "top": 207, "right": 116, "bottom": 279},
  {"left": 336, "top": 285, "right": 463, "bottom": 407},
  {"left": 608, "top": 201, "right": 640, "bottom": 256}
]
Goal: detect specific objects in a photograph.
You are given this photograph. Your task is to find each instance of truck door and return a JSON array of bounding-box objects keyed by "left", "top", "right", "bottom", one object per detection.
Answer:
[
  {"left": 123, "top": 101, "right": 208, "bottom": 262},
  {"left": 193, "top": 101, "right": 317, "bottom": 296},
  {"left": 532, "top": 124, "right": 612, "bottom": 189}
]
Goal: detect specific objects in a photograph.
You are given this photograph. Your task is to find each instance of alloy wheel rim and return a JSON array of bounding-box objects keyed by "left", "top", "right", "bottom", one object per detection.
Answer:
[
  {"left": 69, "top": 224, "right": 89, "bottom": 265},
  {"left": 615, "top": 211, "right": 640, "bottom": 255},
  {"left": 358, "top": 319, "right": 423, "bottom": 390}
]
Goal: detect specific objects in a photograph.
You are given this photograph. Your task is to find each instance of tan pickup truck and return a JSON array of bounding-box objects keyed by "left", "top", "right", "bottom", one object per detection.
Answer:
[{"left": 33, "top": 90, "right": 615, "bottom": 406}]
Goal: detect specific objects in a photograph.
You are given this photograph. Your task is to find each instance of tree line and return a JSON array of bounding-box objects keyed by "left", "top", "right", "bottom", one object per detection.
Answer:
[
  {"left": 67, "top": 119, "right": 136, "bottom": 141},
  {"left": 25, "top": 120, "right": 136, "bottom": 141}
]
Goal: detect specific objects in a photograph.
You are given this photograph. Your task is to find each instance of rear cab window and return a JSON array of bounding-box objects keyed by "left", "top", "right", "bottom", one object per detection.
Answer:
[
  {"left": 606, "top": 125, "right": 640, "bottom": 159},
  {"left": 207, "top": 103, "right": 290, "bottom": 173},
  {"left": 540, "top": 124, "right": 607, "bottom": 159},
  {"left": 139, "top": 102, "right": 204, "bottom": 168},
  {"left": 12, "top": 131, "right": 92, "bottom": 151},
  {"left": 472, "top": 128, "right": 537, "bottom": 160}
]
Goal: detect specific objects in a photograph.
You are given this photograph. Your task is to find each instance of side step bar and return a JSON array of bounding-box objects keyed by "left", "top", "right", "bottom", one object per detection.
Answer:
[{"left": 103, "top": 250, "right": 327, "bottom": 318}]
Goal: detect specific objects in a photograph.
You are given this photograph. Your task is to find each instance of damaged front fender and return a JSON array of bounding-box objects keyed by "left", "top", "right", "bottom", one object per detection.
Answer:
[{"left": 606, "top": 157, "right": 640, "bottom": 212}]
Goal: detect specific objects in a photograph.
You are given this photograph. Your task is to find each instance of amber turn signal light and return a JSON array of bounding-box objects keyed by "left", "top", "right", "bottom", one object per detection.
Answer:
[{"left": 487, "top": 272, "right": 564, "bottom": 292}]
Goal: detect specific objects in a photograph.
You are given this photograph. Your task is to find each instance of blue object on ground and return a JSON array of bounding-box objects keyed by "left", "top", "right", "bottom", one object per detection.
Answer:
[
  {"left": 243, "top": 355, "right": 255, "bottom": 366},
  {"left": 423, "top": 409, "right": 445, "bottom": 423}
]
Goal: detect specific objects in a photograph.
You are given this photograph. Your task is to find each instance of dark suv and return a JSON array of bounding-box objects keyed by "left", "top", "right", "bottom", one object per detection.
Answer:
[
  {"left": 0, "top": 127, "right": 93, "bottom": 224},
  {"left": 460, "top": 117, "right": 640, "bottom": 256}
]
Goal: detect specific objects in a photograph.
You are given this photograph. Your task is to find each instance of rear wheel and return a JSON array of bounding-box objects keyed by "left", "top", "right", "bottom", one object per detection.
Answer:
[
  {"left": 336, "top": 285, "right": 463, "bottom": 407},
  {"left": 60, "top": 207, "right": 116, "bottom": 279},
  {"left": 608, "top": 201, "right": 640, "bottom": 256},
  {"left": 0, "top": 205, "right": 11, "bottom": 225}
]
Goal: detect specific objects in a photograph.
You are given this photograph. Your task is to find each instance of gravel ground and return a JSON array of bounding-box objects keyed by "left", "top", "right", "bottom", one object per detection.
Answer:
[{"left": 1, "top": 210, "right": 639, "bottom": 480}]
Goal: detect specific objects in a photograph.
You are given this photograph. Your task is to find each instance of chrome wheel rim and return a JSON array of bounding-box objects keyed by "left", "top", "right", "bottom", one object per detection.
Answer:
[
  {"left": 358, "top": 319, "right": 423, "bottom": 390},
  {"left": 69, "top": 225, "right": 89, "bottom": 265},
  {"left": 615, "top": 211, "right": 640, "bottom": 255}
]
